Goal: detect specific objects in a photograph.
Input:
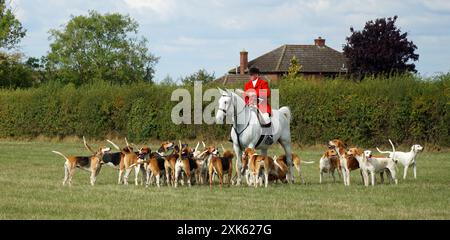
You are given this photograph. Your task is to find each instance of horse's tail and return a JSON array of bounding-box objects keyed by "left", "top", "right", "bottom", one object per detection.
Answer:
[{"left": 279, "top": 107, "right": 291, "bottom": 123}]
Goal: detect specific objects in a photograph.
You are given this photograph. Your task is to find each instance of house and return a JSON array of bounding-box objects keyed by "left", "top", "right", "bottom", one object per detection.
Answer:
[{"left": 216, "top": 37, "right": 348, "bottom": 85}]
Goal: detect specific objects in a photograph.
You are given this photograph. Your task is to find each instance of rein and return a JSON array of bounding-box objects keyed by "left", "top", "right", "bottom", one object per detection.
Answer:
[{"left": 229, "top": 93, "right": 250, "bottom": 151}]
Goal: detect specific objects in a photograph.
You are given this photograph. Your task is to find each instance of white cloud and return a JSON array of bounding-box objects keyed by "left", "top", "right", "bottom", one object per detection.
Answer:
[
  {"left": 8, "top": 0, "right": 450, "bottom": 79},
  {"left": 123, "top": 0, "right": 177, "bottom": 21},
  {"left": 422, "top": 0, "right": 450, "bottom": 12}
]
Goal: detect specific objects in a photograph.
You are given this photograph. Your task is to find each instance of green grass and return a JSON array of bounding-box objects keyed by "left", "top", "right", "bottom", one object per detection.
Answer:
[{"left": 0, "top": 139, "right": 449, "bottom": 219}]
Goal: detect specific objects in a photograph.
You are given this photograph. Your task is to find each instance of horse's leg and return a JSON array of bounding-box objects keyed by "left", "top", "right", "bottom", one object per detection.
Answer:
[
  {"left": 233, "top": 143, "right": 243, "bottom": 186},
  {"left": 279, "top": 139, "right": 293, "bottom": 184}
]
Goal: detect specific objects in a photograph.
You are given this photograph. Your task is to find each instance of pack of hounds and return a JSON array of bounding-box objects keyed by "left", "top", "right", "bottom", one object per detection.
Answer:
[{"left": 51, "top": 137, "right": 423, "bottom": 188}]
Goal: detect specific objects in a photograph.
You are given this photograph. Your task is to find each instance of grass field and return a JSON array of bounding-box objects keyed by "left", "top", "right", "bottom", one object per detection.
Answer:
[{"left": 0, "top": 139, "right": 449, "bottom": 220}]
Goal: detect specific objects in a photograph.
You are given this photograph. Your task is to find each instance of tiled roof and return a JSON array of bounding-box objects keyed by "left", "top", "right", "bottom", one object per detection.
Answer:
[
  {"left": 215, "top": 74, "right": 250, "bottom": 85},
  {"left": 228, "top": 44, "right": 348, "bottom": 74},
  {"left": 215, "top": 74, "right": 272, "bottom": 85}
]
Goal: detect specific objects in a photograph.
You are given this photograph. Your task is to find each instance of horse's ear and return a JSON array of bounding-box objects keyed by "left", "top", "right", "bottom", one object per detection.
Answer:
[
  {"left": 217, "top": 87, "right": 226, "bottom": 95},
  {"left": 235, "top": 89, "right": 244, "bottom": 96}
]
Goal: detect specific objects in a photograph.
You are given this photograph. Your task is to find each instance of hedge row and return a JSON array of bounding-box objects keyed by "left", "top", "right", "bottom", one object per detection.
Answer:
[
  {"left": 276, "top": 74, "right": 449, "bottom": 147},
  {"left": 0, "top": 74, "right": 448, "bottom": 147}
]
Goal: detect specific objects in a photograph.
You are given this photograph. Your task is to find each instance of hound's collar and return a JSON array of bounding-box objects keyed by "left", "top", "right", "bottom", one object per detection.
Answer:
[{"left": 156, "top": 151, "right": 166, "bottom": 157}]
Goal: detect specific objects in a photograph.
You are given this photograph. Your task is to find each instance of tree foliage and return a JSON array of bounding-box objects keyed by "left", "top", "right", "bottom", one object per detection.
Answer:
[
  {"left": 46, "top": 10, "right": 159, "bottom": 85},
  {"left": 286, "top": 56, "right": 302, "bottom": 78},
  {"left": 0, "top": 52, "right": 34, "bottom": 88},
  {"left": 0, "top": 1, "right": 32, "bottom": 89},
  {"left": 181, "top": 68, "right": 215, "bottom": 86},
  {"left": 0, "top": 0, "right": 26, "bottom": 50},
  {"left": 343, "top": 16, "right": 419, "bottom": 77}
]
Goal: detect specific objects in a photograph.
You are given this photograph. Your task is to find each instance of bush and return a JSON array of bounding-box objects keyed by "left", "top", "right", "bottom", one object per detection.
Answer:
[
  {"left": 0, "top": 74, "right": 448, "bottom": 147},
  {"left": 278, "top": 74, "right": 449, "bottom": 147}
]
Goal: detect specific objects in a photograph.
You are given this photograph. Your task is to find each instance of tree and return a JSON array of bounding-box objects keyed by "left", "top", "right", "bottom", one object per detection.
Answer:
[
  {"left": 46, "top": 10, "right": 159, "bottom": 85},
  {"left": 181, "top": 69, "right": 215, "bottom": 86},
  {"left": 286, "top": 56, "right": 302, "bottom": 78},
  {"left": 25, "top": 56, "right": 48, "bottom": 84},
  {"left": 0, "top": 52, "right": 34, "bottom": 88},
  {"left": 0, "top": 0, "right": 26, "bottom": 50},
  {"left": 0, "top": 1, "right": 32, "bottom": 89},
  {"left": 160, "top": 74, "right": 177, "bottom": 86},
  {"left": 343, "top": 16, "right": 419, "bottom": 77}
]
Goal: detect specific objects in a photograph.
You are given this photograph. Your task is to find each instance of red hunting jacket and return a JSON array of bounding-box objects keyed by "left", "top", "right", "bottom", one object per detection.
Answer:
[{"left": 244, "top": 77, "right": 272, "bottom": 115}]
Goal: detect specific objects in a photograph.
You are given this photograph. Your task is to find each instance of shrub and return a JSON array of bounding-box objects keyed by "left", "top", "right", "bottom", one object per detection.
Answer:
[{"left": 0, "top": 74, "right": 448, "bottom": 147}]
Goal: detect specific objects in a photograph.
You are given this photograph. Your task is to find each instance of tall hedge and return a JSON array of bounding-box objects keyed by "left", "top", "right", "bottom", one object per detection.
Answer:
[
  {"left": 0, "top": 74, "right": 448, "bottom": 147},
  {"left": 277, "top": 74, "right": 449, "bottom": 147}
]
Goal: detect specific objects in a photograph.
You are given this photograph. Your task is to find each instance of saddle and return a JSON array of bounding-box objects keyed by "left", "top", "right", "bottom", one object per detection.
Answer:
[{"left": 228, "top": 106, "right": 274, "bottom": 147}]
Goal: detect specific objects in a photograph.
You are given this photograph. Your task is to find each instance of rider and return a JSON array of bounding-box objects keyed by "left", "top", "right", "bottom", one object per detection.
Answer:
[{"left": 243, "top": 67, "right": 273, "bottom": 143}]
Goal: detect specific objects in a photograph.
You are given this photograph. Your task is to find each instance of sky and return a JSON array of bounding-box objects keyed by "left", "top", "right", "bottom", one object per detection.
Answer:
[{"left": 11, "top": 0, "right": 450, "bottom": 81}]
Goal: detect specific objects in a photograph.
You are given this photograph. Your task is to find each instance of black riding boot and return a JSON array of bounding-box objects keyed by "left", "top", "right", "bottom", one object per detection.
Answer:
[{"left": 261, "top": 122, "right": 274, "bottom": 145}]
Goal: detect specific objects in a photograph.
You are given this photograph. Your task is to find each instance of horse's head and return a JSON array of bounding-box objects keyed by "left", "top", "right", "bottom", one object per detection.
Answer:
[{"left": 216, "top": 87, "right": 233, "bottom": 124}]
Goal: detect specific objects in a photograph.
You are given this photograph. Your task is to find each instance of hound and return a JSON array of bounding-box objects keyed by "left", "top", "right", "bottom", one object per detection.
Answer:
[
  {"left": 101, "top": 140, "right": 123, "bottom": 170},
  {"left": 52, "top": 136, "right": 110, "bottom": 186},
  {"left": 193, "top": 142, "right": 212, "bottom": 185},
  {"left": 174, "top": 141, "right": 197, "bottom": 187},
  {"left": 364, "top": 150, "right": 393, "bottom": 184},
  {"left": 377, "top": 140, "right": 423, "bottom": 179},
  {"left": 106, "top": 139, "right": 143, "bottom": 185},
  {"left": 243, "top": 148, "right": 277, "bottom": 188},
  {"left": 348, "top": 142, "right": 398, "bottom": 186},
  {"left": 133, "top": 147, "right": 165, "bottom": 187},
  {"left": 138, "top": 141, "right": 175, "bottom": 187},
  {"left": 319, "top": 149, "right": 341, "bottom": 183},
  {"left": 328, "top": 139, "right": 359, "bottom": 186},
  {"left": 208, "top": 145, "right": 234, "bottom": 189},
  {"left": 161, "top": 142, "right": 180, "bottom": 186},
  {"left": 269, "top": 155, "right": 290, "bottom": 183},
  {"left": 276, "top": 153, "right": 314, "bottom": 184},
  {"left": 114, "top": 138, "right": 144, "bottom": 185}
]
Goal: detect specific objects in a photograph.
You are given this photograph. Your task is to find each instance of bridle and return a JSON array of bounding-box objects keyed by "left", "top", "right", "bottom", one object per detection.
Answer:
[
  {"left": 219, "top": 93, "right": 246, "bottom": 117},
  {"left": 219, "top": 92, "right": 250, "bottom": 150}
]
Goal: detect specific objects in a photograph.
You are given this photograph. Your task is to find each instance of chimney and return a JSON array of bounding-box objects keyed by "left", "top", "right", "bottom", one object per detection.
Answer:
[
  {"left": 240, "top": 49, "right": 248, "bottom": 75},
  {"left": 314, "top": 37, "right": 326, "bottom": 47}
]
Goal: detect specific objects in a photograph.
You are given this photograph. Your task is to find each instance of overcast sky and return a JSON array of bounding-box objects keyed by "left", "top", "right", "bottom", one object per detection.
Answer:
[{"left": 12, "top": 0, "right": 450, "bottom": 81}]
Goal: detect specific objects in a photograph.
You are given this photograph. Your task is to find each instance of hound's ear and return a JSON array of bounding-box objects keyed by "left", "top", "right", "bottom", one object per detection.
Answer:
[{"left": 356, "top": 148, "right": 363, "bottom": 155}]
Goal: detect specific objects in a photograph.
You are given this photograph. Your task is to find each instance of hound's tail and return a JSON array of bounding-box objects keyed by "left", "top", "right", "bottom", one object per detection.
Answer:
[
  {"left": 302, "top": 161, "right": 315, "bottom": 164},
  {"left": 52, "top": 151, "right": 70, "bottom": 162},
  {"left": 376, "top": 147, "right": 390, "bottom": 154},
  {"left": 279, "top": 107, "right": 291, "bottom": 123},
  {"left": 389, "top": 139, "right": 397, "bottom": 164},
  {"left": 273, "top": 158, "right": 282, "bottom": 169},
  {"left": 273, "top": 156, "right": 288, "bottom": 172},
  {"left": 106, "top": 140, "right": 121, "bottom": 151}
]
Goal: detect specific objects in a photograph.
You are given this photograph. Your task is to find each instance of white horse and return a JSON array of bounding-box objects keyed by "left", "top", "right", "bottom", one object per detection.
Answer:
[{"left": 215, "top": 88, "right": 294, "bottom": 186}]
